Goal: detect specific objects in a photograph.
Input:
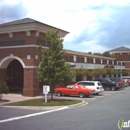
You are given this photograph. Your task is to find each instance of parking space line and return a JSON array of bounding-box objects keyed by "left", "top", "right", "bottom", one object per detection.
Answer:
[{"left": 0, "top": 106, "right": 68, "bottom": 124}]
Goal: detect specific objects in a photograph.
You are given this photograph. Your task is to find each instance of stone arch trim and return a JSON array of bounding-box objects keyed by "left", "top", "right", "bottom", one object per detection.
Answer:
[{"left": 0, "top": 55, "right": 25, "bottom": 69}]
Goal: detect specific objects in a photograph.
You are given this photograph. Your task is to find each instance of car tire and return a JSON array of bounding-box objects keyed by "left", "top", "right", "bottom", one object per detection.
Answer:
[
  {"left": 57, "top": 92, "right": 62, "bottom": 97},
  {"left": 111, "top": 86, "right": 116, "bottom": 91},
  {"left": 79, "top": 92, "right": 85, "bottom": 98}
]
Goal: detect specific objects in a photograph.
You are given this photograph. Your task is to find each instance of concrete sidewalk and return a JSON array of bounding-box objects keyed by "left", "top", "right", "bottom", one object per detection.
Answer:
[
  {"left": 0, "top": 93, "right": 43, "bottom": 107},
  {"left": 2, "top": 93, "right": 43, "bottom": 103}
]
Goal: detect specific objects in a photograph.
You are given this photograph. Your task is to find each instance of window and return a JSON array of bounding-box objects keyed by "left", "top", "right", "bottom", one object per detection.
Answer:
[
  {"left": 84, "top": 57, "right": 87, "bottom": 63},
  {"left": 112, "top": 61, "right": 114, "bottom": 65},
  {"left": 100, "top": 59, "right": 103, "bottom": 64},
  {"left": 82, "top": 82, "right": 94, "bottom": 86},
  {"left": 107, "top": 60, "right": 109, "bottom": 64},
  {"left": 73, "top": 55, "right": 76, "bottom": 62},
  {"left": 93, "top": 58, "right": 96, "bottom": 63}
]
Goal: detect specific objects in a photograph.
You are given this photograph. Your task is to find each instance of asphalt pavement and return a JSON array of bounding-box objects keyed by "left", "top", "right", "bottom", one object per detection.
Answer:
[{"left": 0, "top": 86, "right": 130, "bottom": 130}]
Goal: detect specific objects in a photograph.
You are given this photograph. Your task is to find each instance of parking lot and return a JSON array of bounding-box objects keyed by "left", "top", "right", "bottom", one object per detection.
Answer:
[{"left": 0, "top": 86, "right": 130, "bottom": 130}]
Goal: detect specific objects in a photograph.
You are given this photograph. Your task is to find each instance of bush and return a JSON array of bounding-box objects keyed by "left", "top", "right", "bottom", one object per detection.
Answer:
[{"left": 0, "top": 81, "right": 9, "bottom": 94}]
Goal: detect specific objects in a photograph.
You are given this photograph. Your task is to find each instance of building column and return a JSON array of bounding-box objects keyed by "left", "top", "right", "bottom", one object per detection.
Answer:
[
  {"left": 0, "top": 69, "right": 6, "bottom": 82},
  {"left": 23, "top": 68, "right": 40, "bottom": 97},
  {"left": 72, "top": 75, "right": 76, "bottom": 83}
]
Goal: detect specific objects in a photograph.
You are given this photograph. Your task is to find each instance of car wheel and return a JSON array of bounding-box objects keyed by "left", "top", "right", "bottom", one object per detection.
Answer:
[
  {"left": 57, "top": 92, "right": 62, "bottom": 97},
  {"left": 95, "top": 93, "right": 99, "bottom": 95},
  {"left": 111, "top": 86, "right": 116, "bottom": 91},
  {"left": 79, "top": 93, "right": 85, "bottom": 98}
]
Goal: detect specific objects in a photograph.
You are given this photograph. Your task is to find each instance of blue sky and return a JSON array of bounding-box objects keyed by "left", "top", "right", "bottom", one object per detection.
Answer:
[{"left": 0, "top": 0, "right": 130, "bottom": 53}]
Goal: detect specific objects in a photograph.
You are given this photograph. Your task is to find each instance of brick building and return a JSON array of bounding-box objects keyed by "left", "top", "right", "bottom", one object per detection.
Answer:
[
  {"left": 0, "top": 18, "right": 68, "bottom": 96},
  {"left": 0, "top": 18, "right": 128, "bottom": 96},
  {"left": 109, "top": 46, "right": 130, "bottom": 74}
]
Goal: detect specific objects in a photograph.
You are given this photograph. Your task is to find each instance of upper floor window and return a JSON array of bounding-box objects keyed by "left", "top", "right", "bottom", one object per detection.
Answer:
[
  {"left": 112, "top": 61, "right": 114, "bottom": 65},
  {"left": 100, "top": 59, "right": 103, "bottom": 64},
  {"left": 93, "top": 58, "right": 96, "bottom": 63},
  {"left": 107, "top": 60, "right": 109, "bottom": 64},
  {"left": 84, "top": 57, "right": 87, "bottom": 63},
  {"left": 73, "top": 55, "right": 76, "bottom": 62}
]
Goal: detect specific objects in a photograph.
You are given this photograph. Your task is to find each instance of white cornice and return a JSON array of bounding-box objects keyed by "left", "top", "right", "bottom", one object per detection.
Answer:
[
  {"left": 65, "top": 50, "right": 115, "bottom": 60},
  {"left": 110, "top": 50, "right": 130, "bottom": 53},
  {"left": 0, "top": 23, "right": 69, "bottom": 37},
  {"left": 0, "top": 44, "right": 48, "bottom": 49},
  {"left": 117, "top": 61, "right": 130, "bottom": 63}
]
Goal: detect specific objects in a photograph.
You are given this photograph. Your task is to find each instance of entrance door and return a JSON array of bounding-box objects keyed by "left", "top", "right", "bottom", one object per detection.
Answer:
[{"left": 6, "top": 60, "right": 23, "bottom": 92}]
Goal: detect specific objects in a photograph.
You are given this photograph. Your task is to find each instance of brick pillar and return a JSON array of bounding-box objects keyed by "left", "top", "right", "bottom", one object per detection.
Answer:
[
  {"left": 0, "top": 69, "right": 6, "bottom": 82},
  {"left": 23, "top": 68, "right": 40, "bottom": 97}
]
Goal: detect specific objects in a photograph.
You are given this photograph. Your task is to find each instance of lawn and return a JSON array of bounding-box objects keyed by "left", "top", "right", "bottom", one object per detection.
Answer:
[{"left": 4, "top": 98, "right": 82, "bottom": 106}]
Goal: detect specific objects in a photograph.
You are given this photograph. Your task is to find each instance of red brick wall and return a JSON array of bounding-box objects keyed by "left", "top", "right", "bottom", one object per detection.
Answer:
[
  {"left": 23, "top": 68, "right": 40, "bottom": 96},
  {"left": 0, "top": 31, "right": 46, "bottom": 45},
  {"left": 0, "top": 69, "right": 6, "bottom": 82},
  {"left": 112, "top": 53, "right": 130, "bottom": 61},
  {"left": 125, "top": 62, "right": 130, "bottom": 69},
  {"left": 0, "top": 47, "right": 40, "bottom": 66}
]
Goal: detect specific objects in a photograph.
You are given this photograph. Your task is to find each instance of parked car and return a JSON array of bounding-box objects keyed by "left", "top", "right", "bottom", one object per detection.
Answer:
[
  {"left": 95, "top": 77, "right": 121, "bottom": 91},
  {"left": 120, "top": 76, "right": 130, "bottom": 86},
  {"left": 75, "top": 81, "right": 104, "bottom": 95},
  {"left": 108, "top": 77, "right": 125, "bottom": 87},
  {"left": 54, "top": 84, "right": 95, "bottom": 98}
]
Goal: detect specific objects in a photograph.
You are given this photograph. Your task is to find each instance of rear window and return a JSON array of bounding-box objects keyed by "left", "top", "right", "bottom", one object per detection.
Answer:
[{"left": 83, "top": 82, "right": 95, "bottom": 86}]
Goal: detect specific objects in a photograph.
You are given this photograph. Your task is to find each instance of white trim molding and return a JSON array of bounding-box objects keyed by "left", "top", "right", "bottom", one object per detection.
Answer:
[{"left": 0, "top": 55, "right": 25, "bottom": 69}]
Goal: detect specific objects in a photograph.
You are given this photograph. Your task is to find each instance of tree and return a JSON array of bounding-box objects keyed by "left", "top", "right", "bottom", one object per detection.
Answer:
[
  {"left": 0, "top": 81, "right": 9, "bottom": 100},
  {"left": 88, "top": 52, "right": 92, "bottom": 54},
  {"left": 102, "top": 51, "right": 112, "bottom": 57},
  {"left": 37, "top": 30, "right": 73, "bottom": 99},
  {"left": 93, "top": 52, "right": 102, "bottom": 56}
]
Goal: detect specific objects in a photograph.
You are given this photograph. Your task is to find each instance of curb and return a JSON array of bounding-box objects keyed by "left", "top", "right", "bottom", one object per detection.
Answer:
[{"left": 2, "top": 100, "right": 87, "bottom": 110}]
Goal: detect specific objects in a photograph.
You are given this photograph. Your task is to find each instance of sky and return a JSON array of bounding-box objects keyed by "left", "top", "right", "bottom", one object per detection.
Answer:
[{"left": 0, "top": 0, "right": 130, "bottom": 53}]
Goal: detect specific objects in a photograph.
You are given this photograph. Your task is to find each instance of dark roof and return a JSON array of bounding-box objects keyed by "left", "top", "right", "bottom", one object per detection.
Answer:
[
  {"left": 0, "top": 18, "right": 69, "bottom": 33},
  {"left": 109, "top": 46, "right": 130, "bottom": 51},
  {"left": 0, "top": 18, "right": 37, "bottom": 26}
]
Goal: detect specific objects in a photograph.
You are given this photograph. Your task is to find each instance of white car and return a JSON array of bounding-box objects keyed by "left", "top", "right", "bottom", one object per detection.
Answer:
[{"left": 75, "top": 81, "right": 104, "bottom": 95}]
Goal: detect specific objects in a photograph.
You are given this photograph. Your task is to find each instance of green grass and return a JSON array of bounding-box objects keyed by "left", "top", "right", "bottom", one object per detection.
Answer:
[{"left": 4, "top": 98, "right": 82, "bottom": 106}]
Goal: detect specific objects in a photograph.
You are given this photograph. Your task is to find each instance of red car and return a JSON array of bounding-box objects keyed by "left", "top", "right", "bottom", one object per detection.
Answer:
[
  {"left": 121, "top": 76, "right": 130, "bottom": 86},
  {"left": 54, "top": 84, "right": 95, "bottom": 98}
]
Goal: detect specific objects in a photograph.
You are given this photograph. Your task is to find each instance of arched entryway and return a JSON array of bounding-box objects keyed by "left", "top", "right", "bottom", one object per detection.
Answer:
[{"left": 6, "top": 59, "right": 23, "bottom": 93}]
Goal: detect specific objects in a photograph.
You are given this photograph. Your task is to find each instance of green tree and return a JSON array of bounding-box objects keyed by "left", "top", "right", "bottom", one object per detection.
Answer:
[
  {"left": 93, "top": 53, "right": 102, "bottom": 56},
  {"left": 0, "top": 81, "right": 9, "bottom": 100},
  {"left": 88, "top": 52, "right": 92, "bottom": 54},
  {"left": 102, "top": 51, "right": 112, "bottom": 57},
  {"left": 37, "top": 30, "right": 73, "bottom": 99}
]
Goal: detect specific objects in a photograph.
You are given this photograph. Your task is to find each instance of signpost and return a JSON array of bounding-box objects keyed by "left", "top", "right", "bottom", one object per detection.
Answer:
[{"left": 43, "top": 85, "right": 50, "bottom": 103}]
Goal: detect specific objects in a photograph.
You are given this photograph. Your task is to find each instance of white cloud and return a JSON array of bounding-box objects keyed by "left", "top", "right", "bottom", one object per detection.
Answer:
[{"left": 1, "top": 0, "right": 130, "bottom": 53}]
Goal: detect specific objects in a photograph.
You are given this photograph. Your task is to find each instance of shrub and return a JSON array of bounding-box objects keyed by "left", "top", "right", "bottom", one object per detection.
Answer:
[{"left": 0, "top": 81, "right": 9, "bottom": 94}]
